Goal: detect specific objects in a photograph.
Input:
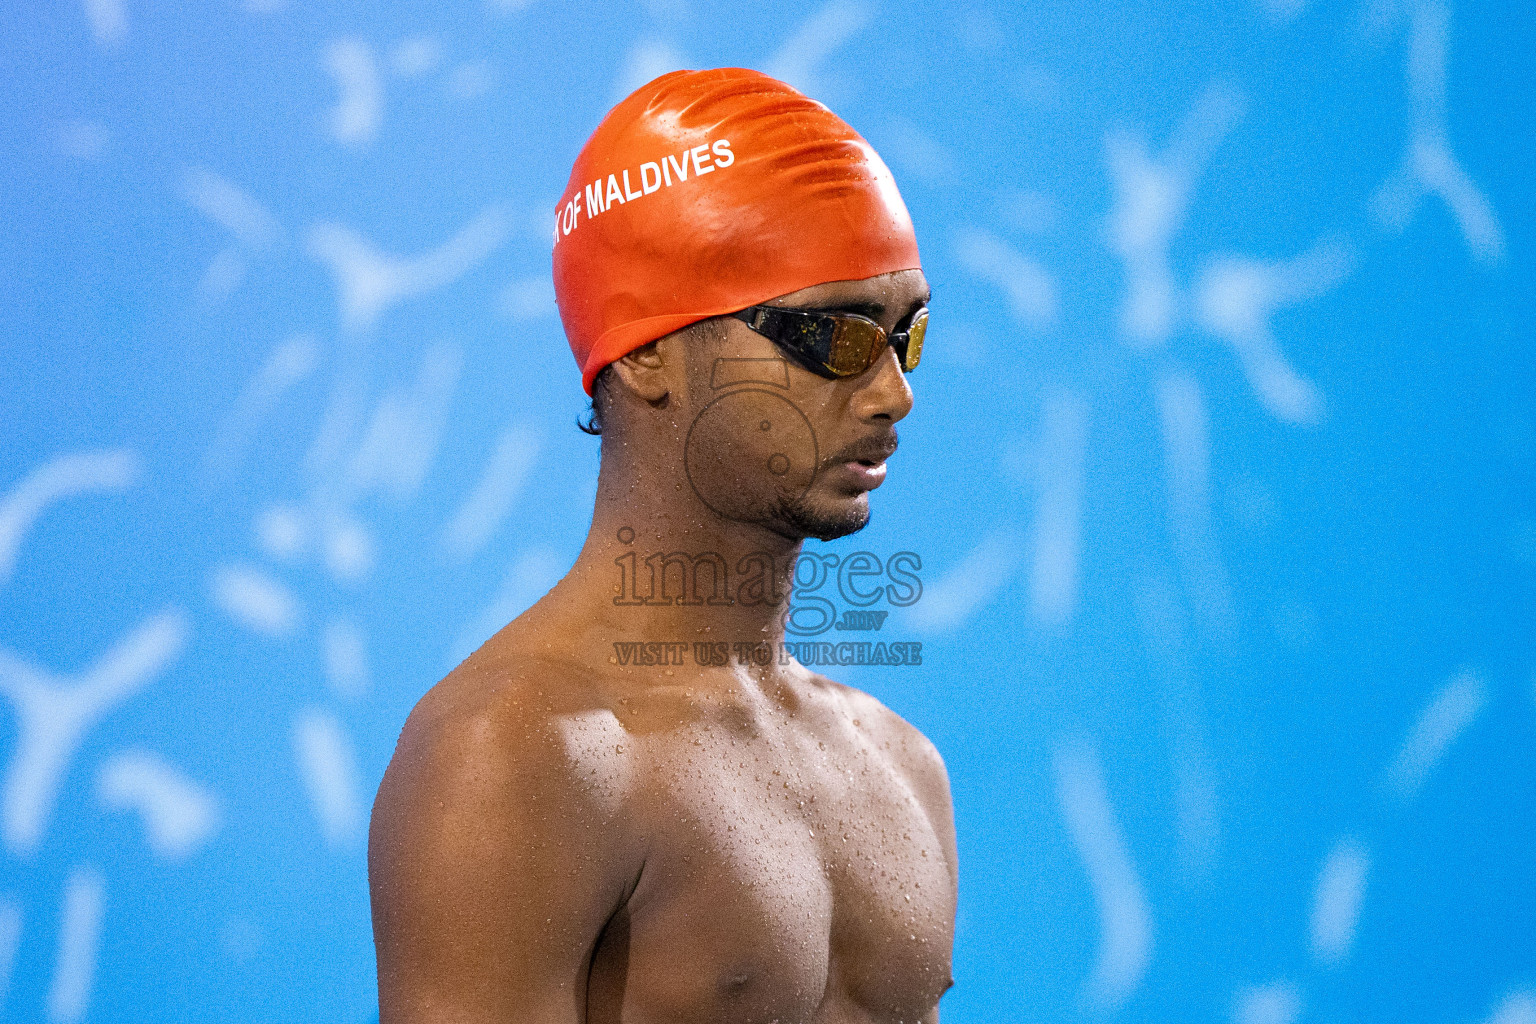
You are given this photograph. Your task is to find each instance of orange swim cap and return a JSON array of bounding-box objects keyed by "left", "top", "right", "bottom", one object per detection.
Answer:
[{"left": 552, "top": 68, "right": 922, "bottom": 395}]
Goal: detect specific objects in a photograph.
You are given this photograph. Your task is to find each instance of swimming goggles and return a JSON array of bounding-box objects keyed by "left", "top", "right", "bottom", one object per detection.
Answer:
[{"left": 729, "top": 304, "right": 928, "bottom": 379}]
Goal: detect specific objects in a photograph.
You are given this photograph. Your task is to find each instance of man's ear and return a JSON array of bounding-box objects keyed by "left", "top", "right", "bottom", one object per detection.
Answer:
[{"left": 606, "top": 339, "right": 670, "bottom": 405}]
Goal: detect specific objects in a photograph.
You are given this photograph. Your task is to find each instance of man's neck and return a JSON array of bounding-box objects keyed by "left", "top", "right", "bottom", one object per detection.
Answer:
[{"left": 554, "top": 465, "right": 806, "bottom": 654}]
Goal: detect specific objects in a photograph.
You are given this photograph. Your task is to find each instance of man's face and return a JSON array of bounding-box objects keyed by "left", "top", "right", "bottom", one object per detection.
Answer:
[{"left": 678, "top": 268, "right": 928, "bottom": 542}]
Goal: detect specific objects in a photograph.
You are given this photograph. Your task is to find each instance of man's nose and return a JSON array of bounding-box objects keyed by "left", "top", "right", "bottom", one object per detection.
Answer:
[{"left": 849, "top": 345, "right": 914, "bottom": 423}]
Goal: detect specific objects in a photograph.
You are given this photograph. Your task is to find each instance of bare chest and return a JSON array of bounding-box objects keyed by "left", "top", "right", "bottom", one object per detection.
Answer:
[{"left": 588, "top": 724, "right": 955, "bottom": 1024}]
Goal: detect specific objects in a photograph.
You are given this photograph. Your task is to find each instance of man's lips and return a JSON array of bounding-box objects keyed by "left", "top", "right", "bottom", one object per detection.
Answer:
[
  {"left": 824, "top": 435, "right": 898, "bottom": 489},
  {"left": 836, "top": 460, "right": 887, "bottom": 489}
]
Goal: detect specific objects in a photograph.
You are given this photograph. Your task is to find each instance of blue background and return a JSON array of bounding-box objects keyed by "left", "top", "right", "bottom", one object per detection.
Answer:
[{"left": 1, "top": 0, "right": 1532, "bottom": 1021}]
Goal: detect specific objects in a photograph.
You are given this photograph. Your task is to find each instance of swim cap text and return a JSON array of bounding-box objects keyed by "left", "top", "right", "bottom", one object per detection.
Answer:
[{"left": 556, "top": 138, "right": 735, "bottom": 240}]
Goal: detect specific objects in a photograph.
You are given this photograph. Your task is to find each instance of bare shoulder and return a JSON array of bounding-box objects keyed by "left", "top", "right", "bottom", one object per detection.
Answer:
[
  {"left": 377, "top": 646, "right": 635, "bottom": 829},
  {"left": 831, "top": 680, "right": 948, "bottom": 784},
  {"left": 369, "top": 649, "right": 643, "bottom": 1021},
  {"left": 369, "top": 644, "right": 645, "bottom": 915}
]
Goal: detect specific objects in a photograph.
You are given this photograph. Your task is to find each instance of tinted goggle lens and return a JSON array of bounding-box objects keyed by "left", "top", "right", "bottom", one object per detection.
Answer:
[
  {"left": 827, "top": 316, "right": 883, "bottom": 375},
  {"left": 897, "top": 308, "right": 927, "bottom": 372},
  {"left": 829, "top": 307, "right": 927, "bottom": 376},
  {"left": 733, "top": 304, "right": 930, "bottom": 379}
]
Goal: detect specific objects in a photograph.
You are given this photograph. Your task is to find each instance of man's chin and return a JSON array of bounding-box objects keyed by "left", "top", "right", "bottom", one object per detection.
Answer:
[{"left": 774, "top": 492, "right": 871, "bottom": 542}]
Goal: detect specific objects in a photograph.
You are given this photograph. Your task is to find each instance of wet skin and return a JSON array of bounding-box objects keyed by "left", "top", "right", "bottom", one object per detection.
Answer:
[{"left": 369, "top": 269, "right": 957, "bottom": 1023}]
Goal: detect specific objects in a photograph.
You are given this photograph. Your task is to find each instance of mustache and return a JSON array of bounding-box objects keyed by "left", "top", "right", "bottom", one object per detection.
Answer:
[{"left": 823, "top": 432, "right": 898, "bottom": 468}]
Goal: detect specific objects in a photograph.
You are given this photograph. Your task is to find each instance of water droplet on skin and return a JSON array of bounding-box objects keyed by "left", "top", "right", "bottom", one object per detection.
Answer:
[{"left": 615, "top": 744, "right": 624, "bottom": 753}]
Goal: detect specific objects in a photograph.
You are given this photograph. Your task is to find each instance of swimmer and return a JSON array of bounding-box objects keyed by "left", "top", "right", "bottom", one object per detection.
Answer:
[{"left": 370, "top": 68, "right": 956, "bottom": 1024}]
